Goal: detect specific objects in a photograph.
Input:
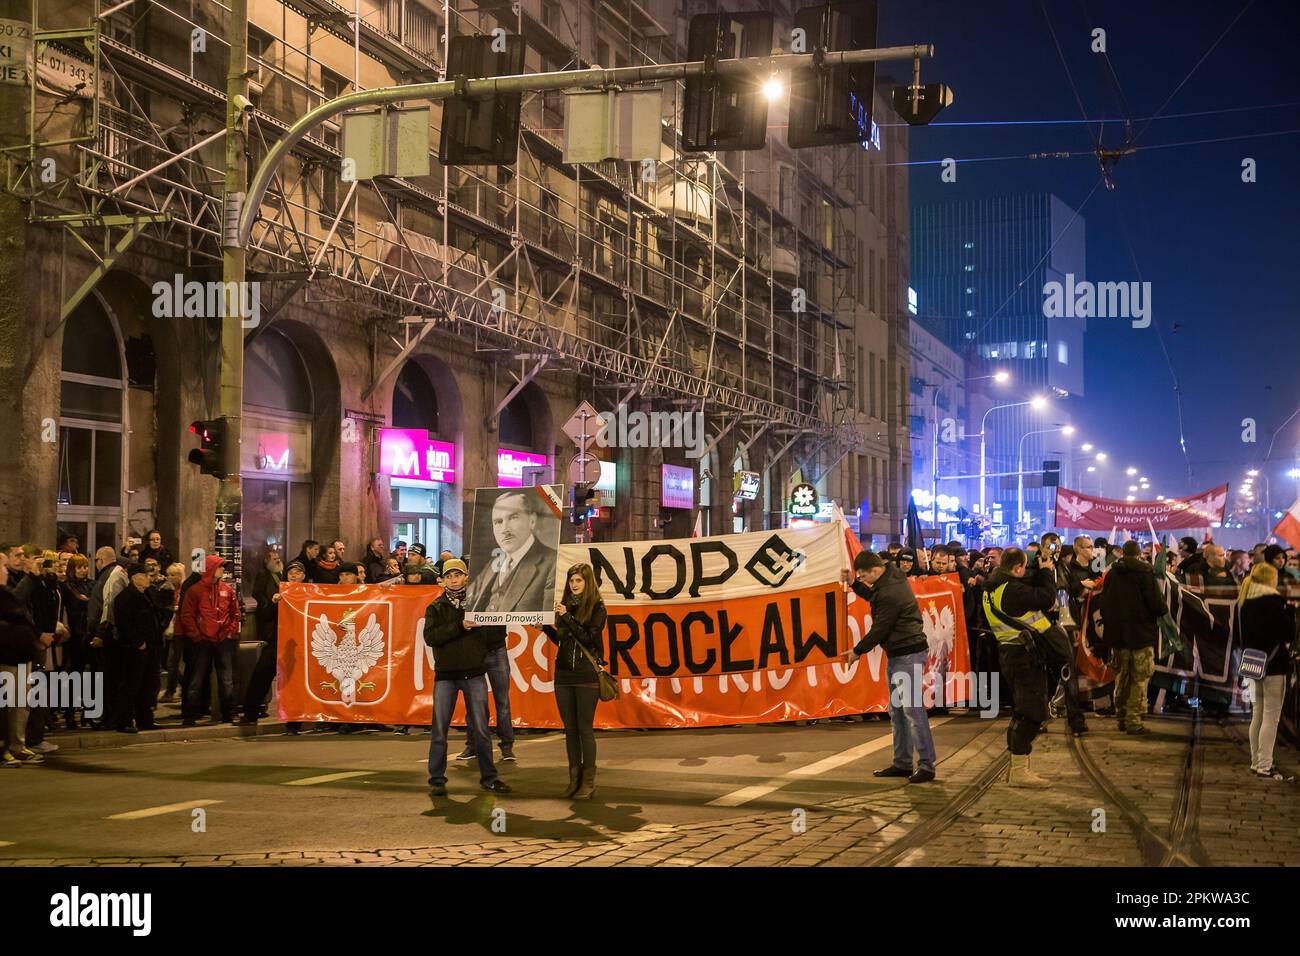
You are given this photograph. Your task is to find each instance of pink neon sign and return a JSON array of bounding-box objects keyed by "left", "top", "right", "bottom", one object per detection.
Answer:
[
  {"left": 378, "top": 428, "right": 456, "bottom": 483},
  {"left": 497, "top": 448, "right": 547, "bottom": 487}
]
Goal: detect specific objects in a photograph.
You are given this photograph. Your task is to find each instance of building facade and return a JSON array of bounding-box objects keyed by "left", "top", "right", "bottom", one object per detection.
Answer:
[
  {"left": 911, "top": 193, "right": 1086, "bottom": 541},
  {"left": 1, "top": 0, "right": 914, "bottom": 587}
]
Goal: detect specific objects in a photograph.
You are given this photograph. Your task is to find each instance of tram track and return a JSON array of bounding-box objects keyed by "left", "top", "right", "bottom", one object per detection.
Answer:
[{"left": 1066, "top": 706, "right": 1209, "bottom": 867}]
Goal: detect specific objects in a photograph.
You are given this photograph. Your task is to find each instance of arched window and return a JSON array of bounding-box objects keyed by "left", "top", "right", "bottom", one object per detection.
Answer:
[
  {"left": 499, "top": 392, "right": 534, "bottom": 448},
  {"left": 57, "top": 297, "right": 126, "bottom": 554},
  {"left": 392, "top": 361, "right": 439, "bottom": 432},
  {"left": 243, "top": 329, "right": 314, "bottom": 593}
]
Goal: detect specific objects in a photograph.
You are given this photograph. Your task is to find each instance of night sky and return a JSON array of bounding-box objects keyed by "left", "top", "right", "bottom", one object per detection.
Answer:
[{"left": 879, "top": 0, "right": 1300, "bottom": 526}]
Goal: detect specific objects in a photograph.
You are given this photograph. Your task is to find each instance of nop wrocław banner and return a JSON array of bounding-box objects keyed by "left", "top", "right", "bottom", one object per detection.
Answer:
[
  {"left": 1054, "top": 484, "right": 1228, "bottom": 530},
  {"left": 275, "top": 524, "right": 971, "bottom": 727}
]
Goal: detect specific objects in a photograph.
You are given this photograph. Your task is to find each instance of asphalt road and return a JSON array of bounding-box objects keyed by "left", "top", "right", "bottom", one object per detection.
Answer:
[{"left": 0, "top": 716, "right": 997, "bottom": 859}]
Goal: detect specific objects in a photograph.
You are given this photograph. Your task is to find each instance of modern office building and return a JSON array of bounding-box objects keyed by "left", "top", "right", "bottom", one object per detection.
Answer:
[{"left": 911, "top": 194, "right": 1086, "bottom": 540}]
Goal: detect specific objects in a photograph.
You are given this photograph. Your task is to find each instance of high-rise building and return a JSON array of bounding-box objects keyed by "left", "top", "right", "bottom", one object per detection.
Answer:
[{"left": 911, "top": 194, "right": 1086, "bottom": 540}]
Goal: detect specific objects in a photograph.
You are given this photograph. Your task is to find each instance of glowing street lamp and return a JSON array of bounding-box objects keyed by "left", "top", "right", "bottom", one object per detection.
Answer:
[
  {"left": 1126, "top": 466, "right": 1138, "bottom": 476},
  {"left": 1080, "top": 443, "right": 1093, "bottom": 452},
  {"left": 762, "top": 76, "right": 784, "bottom": 101}
]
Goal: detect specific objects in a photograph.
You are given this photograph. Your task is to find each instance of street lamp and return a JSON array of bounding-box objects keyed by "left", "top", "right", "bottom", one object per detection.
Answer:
[
  {"left": 974, "top": 393, "right": 1039, "bottom": 516},
  {"left": 1126, "top": 466, "right": 1138, "bottom": 476},
  {"left": 1017, "top": 424, "right": 1070, "bottom": 536},
  {"left": 1081, "top": 443, "right": 1094, "bottom": 452},
  {"left": 931, "top": 370, "right": 1009, "bottom": 530}
]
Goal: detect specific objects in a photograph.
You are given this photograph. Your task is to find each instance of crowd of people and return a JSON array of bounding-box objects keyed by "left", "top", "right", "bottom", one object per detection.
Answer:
[{"left": 1, "top": 525, "right": 1294, "bottom": 794}]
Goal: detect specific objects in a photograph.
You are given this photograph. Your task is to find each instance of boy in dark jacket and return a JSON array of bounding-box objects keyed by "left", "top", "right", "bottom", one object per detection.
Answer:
[
  {"left": 842, "top": 551, "right": 936, "bottom": 783},
  {"left": 1098, "top": 541, "right": 1169, "bottom": 734},
  {"left": 422, "top": 559, "right": 510, "bottom": 796}
]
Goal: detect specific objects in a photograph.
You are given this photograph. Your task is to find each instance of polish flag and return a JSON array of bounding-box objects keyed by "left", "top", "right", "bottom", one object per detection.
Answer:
[
  {"left": 691, "top": 510, "right": 704, "bottom": 538},
  {"left": 1273, "top": 496, "right": 1300, "bottom": 548}
]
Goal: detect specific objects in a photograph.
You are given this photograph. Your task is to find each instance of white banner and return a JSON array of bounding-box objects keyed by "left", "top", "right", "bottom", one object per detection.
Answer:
[{"left": 555, "top": 521, "right": 851, "bottom": 607}]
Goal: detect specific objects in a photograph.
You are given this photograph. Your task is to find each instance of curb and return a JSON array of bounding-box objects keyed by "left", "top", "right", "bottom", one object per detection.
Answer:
[{"left": 47, "top": 722, "right": 290, "bottom": 752}]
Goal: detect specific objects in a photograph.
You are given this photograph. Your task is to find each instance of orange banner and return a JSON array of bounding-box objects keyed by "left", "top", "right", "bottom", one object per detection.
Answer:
[{"left": 276, "top": 573, "right": 972, "bottom": 727}]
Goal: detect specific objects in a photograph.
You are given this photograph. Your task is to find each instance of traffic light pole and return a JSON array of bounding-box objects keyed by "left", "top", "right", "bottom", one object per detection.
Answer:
[
  {"left": 235, "top": 44, "right": 934, "bottom": 247},
  {"left": 217, "top": 0, "right": 249, "bottom": 594}
]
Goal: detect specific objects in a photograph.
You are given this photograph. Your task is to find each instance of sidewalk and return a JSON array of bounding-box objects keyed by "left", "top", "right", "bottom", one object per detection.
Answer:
[{"left": 34, "top": 698, "right": 287, "bottom": 752}]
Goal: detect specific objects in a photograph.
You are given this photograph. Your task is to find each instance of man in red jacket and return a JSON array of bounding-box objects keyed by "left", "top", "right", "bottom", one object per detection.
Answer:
[{"left": 179, "top": 555, "right": 241, "bottom": 725}]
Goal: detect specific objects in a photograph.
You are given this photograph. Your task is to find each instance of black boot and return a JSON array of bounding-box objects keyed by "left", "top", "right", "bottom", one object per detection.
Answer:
[
  {"left": 574, "top": 766, "right": 596, "bottom": 800},
  {"left": 562, "top": 762, "right": 582, "bottom": 798}
]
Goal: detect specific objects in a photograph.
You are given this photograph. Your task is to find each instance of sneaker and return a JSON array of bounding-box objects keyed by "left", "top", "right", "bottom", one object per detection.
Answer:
[
  {"left": 908, "top": 769, "right": 936, "bottom": 784},
  {"left": 394, "top": 726, "right": 409, "bottom": 736},
  {"left": 1126, "top": 725, "right": 1150, "bottom": 736},
  {"left": 1254, "top": 768, "right": 1294, "bottom": 782},
  {"left": 429, "top": 782, "right": 448, "bottom": 796},
  {"left": 873, "top": 765, "right": 912, "bottom": 778},
  {"left": 1, "top": 753, "right": 21, "bottom": 768},
  {"left": 481, "top": 779, "right": 512, "bottom": 794},
  {"left": 16, "top": 748, "right": 44, "bottom": 764},
  {"left": 31, "top": 741, "right": 59, "bottom": 754},
  {"left": 500, "top": 747, "right": 516, "bottom": 762},
  {"left": 455, "top": 748, "right": 476, "bottom": 761}
]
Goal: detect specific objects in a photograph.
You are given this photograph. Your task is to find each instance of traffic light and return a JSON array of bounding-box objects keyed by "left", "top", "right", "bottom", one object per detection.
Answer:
[
  {"left": 1042, "top": 460, "right": 1061, "bottom": 487},
  {"left": 438, "top": 34, "right": 526, "bottom": 166},
  {"left": 682, "top": 12, "right": 774, "bottom": 152},
  {"left": 571, "top": 485, "right": 596, "bottom": 524},
  {"left": 188, "top": 418, "right": 228, "bottom": 478},
  {"left": 890, "top": 81, "right": 953, "bottom": 126},
  {"left": 787, "top": 1, "right": 878, "bottom": 149}
]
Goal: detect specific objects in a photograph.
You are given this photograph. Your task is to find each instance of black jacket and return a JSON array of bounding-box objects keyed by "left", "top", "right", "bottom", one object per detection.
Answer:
[
  {"left": 1098, "top": 557, "right": 1169, "bottom": 651},
  {"left": 61, "top": 577, "right": 94, "bottom": 638},
  {"left": 851, "top": 564, "right": 928, "bottom": 658},
  {"left": 26, "top": 573, "right": 63, "bottom": 634},
  {"left": 543, "top": 601, "right": 607, "bottom": 685},
  {"left": 362, "top": 550, "right": 388, "bottom": 586},
  {"left": 0, "top": 587, "right": 43, "bottom": 666},
  {"left": 982, "top": 565, "right": 1057, "bottom": 627},
  {"left": 1239, "top": 593, "right": 1295, "bottom": 677},
  {"left": 112, "top": 584, "right": 164, "bottom": 651},
  {"left": 252, "top": 568, "right": 282, "bottom": 630},
  {"left": 1060, "top": 559, "right": 1101, "bottom": 626},
  {"left": 422, "top": 592, "right": 488, "bottom": 680}
]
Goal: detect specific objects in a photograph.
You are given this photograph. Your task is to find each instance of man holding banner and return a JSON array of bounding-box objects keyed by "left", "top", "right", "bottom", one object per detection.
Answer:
[{"left": 843, "top": 551, "right": 937, "bottom": 784}]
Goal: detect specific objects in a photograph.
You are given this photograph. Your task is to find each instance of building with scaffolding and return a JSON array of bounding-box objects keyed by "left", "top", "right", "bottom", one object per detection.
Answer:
[{"left": 1, "top": 0, "right": 915, "bottom": 588}]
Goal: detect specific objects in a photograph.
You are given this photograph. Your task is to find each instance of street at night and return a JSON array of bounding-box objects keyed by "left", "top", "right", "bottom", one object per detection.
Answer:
[{"left": 1, "top": 0, "right": 1298, "bottom": 940}]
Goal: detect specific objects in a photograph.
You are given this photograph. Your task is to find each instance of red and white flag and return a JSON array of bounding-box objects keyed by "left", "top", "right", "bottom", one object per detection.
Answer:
[
  {"left": 1273, "top": 496, "right": 1300, "bottom": 548},
  {"left": 691, "top": 510, "right": 704, "bottom": 538}
]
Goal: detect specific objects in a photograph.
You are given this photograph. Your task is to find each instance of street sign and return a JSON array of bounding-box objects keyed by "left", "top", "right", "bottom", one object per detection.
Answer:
[
  {"left": 562, "top": 401, "right": 603, "bottom": 450},
  {"left": 341, "top": 106, "right": 431, "bottom": 180},
  {"left": 569, "top": 453, "right": 601, "bottom": 487},
  {"left": 563, "top": 89, "right": 664, "bottom": 164}
]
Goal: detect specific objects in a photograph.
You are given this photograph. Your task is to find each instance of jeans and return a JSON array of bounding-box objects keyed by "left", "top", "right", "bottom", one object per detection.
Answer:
[
  {"left": 464, "top": 645, "right": 515, "bottom": 751},
  {"left": 1248, "top": 675, "right": 1285, "bottom": 772},
  {"left": 886, "top": 650, "right": 936, "bottom": 773},
  {"left": 554, "top": 683, "right": 599, "bottom": 768},
  {"left": 428, "top": 676, "right": 498, "bottom": 787},
  {"left": 183, "top": 639, "right": 236, "bottom": 722}
]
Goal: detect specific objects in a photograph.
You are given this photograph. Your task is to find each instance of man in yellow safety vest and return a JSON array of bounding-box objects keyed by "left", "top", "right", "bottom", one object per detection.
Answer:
[{"left": 982, "top": 547, "right": 1058, "bottom": 788}]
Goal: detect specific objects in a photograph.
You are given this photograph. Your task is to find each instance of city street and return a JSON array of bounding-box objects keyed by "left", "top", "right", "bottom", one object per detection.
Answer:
[{"left": 3, "top": 715, "right": 1296, "bottom": 867}]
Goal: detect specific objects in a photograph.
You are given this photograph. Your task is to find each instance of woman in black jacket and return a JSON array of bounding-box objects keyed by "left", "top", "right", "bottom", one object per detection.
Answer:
[
  {"left": 1237, "top": 563, "right": 1295, "bottom": 780},
  {"left": 140, "top": 530, "right": 174, "bottom": 572},
  {"left": 543, "top": 563, "right": 608, "bottom": 800}
]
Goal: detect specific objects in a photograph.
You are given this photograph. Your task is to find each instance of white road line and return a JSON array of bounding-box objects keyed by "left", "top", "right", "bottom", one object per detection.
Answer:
[
  {"left": 106, "top": 799, "right": 223, "bottom": 820},
  {"left": 282, "top": 770, "right": 376, "bottom": 786},
  {"left": 0, "top": 841, "right": 14, "bottom": 848},
  {"left": 707, "top": 718, "right": 953, "bottom": 807}
]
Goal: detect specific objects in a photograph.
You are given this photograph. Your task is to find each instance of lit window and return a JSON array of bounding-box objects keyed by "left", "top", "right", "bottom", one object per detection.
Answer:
[
  {"left": 963, "top": 242, "right": 974, "bottom": 249},
  {"left": 1057, "top": 341, "right": 1068, "bottom": 364},
  {"left": 965, "top": 287, "right": 973, "bottom": 294},
  {"left": 964, "top": 264, "right": 974, "bottom": 272}
]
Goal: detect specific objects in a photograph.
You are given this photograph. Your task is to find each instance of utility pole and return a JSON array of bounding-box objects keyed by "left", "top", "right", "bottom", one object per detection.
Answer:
[{"left": 216, "top": 0, "right": 248, "bottom": 592}]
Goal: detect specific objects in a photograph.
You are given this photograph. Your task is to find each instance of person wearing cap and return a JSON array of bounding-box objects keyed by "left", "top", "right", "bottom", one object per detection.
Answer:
[
  {"left": 407, "top": 543, "right": 439, "bottom": 585},
  {"left": 179, "top": 554, "right": 241, "bottom": 726},
  {"left": 110, "top": 563, "right": 164, "bottom": 733},
  {"left": 422, "top": 558, "right": 510, "bottom": 796},
  {"left": 337, "top": 562, "right": 363, "bottom": 586},
  {"left": 842, "top": 550, "right": 937, "bottom": 784}
]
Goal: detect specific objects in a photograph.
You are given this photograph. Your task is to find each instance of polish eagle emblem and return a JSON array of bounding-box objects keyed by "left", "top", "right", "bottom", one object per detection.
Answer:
[
  {"left": 1057, "top": 491, "right": 1093, "bottom": 523},
  {"left": 309, "top": 611, "right": 385, "bottom": 706}
]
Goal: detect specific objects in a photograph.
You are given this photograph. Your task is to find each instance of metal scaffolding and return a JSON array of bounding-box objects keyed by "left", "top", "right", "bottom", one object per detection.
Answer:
[{"left": 8, "top": 0, "right": 895, "bottom": 472}]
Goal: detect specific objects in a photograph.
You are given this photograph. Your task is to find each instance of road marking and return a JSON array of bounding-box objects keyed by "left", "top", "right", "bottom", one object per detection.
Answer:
[
  {"left": 0, "top": 841, "right": 14, "bottom": 848},
  {"left": 282, "top": 770, "right": 376, "bottom": 786},
  {"left": 107, "top": 799, "right": 222, "bottom": 820},
  {"left": 707, "top": 718, "right": 953, "bottom": 807}
]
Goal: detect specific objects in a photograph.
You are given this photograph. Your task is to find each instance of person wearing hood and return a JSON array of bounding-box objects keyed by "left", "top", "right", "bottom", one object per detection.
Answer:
[
  {"left": 1097, "top": 540, "right": 1169, "bottom": 735},
  {"left": 421, "top": 559, "right": 510, "bottom": 796},
  {"left": 842, "top": 551, "right": 936, "bottom": 784},
  {"left": 179, "top": 555, "right": 241, "bottom": 725},
  {"left": 1236, "top": 563, "right": 1295, "bottom": 780},
  {"left": 982, "top": 547, "right": 1058, "bottom": 787}
]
